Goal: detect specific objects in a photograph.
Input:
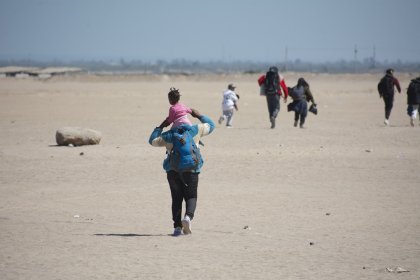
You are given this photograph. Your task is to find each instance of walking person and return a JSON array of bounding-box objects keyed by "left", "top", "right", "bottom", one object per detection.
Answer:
[
  {"left": 218, "top": 83, "right": 239, "bottom": 127},
  {"left": 287, "top": 78, "right": 316, "bottom": 128},
  {"left": 406, "top": 76, "right": 420, "bottom": 127},
  {"left": 377, "top": 68, "right": 401, "bottom": 126},
  {"left": 149, "top": 108, "right": 215, "bottom": 236},
  {"left": 258, "top": 66, "right": 288, "bottom": 128}
]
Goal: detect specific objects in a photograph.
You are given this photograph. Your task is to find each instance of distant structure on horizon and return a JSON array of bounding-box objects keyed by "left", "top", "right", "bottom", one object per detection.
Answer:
[{"left": 0, "top": 66, "right": 83, "bottom": 78}]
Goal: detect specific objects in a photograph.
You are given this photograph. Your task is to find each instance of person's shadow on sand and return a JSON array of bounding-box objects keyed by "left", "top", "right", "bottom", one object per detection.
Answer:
[{"left": 94, "top": 233, "right": 171, "bottom": 237}]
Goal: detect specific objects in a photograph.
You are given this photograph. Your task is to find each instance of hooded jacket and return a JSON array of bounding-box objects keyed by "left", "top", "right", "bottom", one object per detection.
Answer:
[{"left": 407, "top": 77, "right": 420, "bottom": 105}]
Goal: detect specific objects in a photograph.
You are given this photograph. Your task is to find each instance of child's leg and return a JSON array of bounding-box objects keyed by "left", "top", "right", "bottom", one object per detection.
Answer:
[
  {"left": 225, "top": 109, "right": 234, "bottom": 126},
  {"left": 218, "top": 112, "right": 225, "bottom": 124}
]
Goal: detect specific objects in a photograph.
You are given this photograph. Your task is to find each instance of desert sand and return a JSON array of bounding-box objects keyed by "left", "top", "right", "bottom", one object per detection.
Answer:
[{"left": 1, "top": 72, "right": 419, "bottom": 279}]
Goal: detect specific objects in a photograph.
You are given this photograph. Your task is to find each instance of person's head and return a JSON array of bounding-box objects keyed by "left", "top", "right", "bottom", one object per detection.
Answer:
[
  {"left": 228, "top": 83, "right": 236, "bottom": 91},
  {"left": 297, "top": 77, "right": 309, "bottom": 88},
  {"left": 168, "top": 87, "right": 181, "bottom": 105},
  {"left": 386, "top": 68, "right": 394, "bottom": 75},
  {"left": 269, "top": 66, "right": 279, "bottom": 73}
]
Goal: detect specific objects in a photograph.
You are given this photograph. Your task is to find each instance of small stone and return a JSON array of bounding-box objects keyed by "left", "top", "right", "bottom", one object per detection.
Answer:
[
  {"left": 365, "top": 149, "right": 372, "bottom": 153},
  {"left": 326, "top": 212, "right": 331, "bottom": 216},
  {"left": 79, "top": 152, "right": 84, "bottom": 156},
  {"left": 309, "top": 242, "right": 315, "bottom": 246},
  {"left": 243, "top": 225, "right": 250, "bottom": 230},
  {"left": 73, "top": 214, "right": 80, "bottom": 218}
]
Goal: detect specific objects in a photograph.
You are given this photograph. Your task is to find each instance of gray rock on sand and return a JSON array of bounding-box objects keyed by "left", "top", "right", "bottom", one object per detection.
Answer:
[{"left": 56, "top": 127, "right": 101, "bottom": 146}]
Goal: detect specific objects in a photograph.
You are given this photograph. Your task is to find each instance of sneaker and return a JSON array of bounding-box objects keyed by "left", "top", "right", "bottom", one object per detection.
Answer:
[
  {"left": 270, "top": 117, "right": 276, "bottom": 129},
  {"left": 173, "top": 227, "right": 182, "bottom": 236},
  {"left": 384, "top": 119, "right": 389, "bottom": 126},
  {"left": 182, "top": 215, "right": 192, "bottom": 235},
  {"left": 218, "top": 117, "right": 224, "bottom": 125},
  {"left": 294, "top": 120, "right": 298, "bottom": 127},
  {"left": 226, "top": 124, "right": 233, "bottom": 128}
]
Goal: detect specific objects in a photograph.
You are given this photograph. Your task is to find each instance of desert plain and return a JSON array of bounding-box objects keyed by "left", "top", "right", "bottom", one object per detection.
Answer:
[{"left": 1, "top": 72, "right": 419, "bottom": 279}]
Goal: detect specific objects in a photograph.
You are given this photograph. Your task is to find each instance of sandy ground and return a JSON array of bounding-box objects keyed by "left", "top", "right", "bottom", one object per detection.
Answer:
[{"left": 0, "top": 72, "right": 419, "bottom": 279}]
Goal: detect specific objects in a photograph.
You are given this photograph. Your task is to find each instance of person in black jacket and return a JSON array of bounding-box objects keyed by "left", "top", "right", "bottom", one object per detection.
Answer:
[
  {"left": 287, "top": 78, "right": 316, "bottom": 128},
  {"left": 377, "top": 68, "right": 401, "bottom": 126},
  {"left": 406, "top": 76, "right": 420, "bottom": 127}
]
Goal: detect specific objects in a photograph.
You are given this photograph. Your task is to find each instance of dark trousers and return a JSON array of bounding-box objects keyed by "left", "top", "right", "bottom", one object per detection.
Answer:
[
  {"left": 383, "top": 94, "right": 394, "bottom": 120},
  {"left": 266, "top": 94, "right": 280, "bottom": 119},
  {"left": 294, "top": 112, "right": 306, "bottom": 126},
  {"left": 166, "top": 171, "right": 199, "bottom": 228}
]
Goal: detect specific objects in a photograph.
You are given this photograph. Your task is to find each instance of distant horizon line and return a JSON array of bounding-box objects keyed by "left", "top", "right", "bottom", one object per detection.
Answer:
[{"left": 1, "top": 57, "right": 419, "bottom": 65}]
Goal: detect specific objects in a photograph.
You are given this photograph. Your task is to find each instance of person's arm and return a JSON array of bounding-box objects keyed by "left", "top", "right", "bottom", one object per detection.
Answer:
[
  {"left": 258, "top": 75, "right": 265, "bottom": 86},
  {"left": 280, "top": 79, "right": 289, "bottom": 100},
  {"left": 159, "top": 119, "right": 170, "bottom": 129},
  {"left": 394, "top": 78, "right": 401, "bottom": 93},
  {"left": 166, "top": 106, "right": 175, "bottom": 125},
  {"left": 190, "top": 109, "right": 215, "bottom": 136},
  {"left": 305, "top": 87, "right": 315, "bottom": 104},
  {"left": 148, "top": 127, "right": 166, "bottom": 147}
]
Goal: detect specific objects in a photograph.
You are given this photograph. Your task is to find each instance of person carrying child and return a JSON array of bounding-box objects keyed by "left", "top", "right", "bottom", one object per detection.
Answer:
[{"left": 149, "top": 108, "right": 215, "bottom": 236}]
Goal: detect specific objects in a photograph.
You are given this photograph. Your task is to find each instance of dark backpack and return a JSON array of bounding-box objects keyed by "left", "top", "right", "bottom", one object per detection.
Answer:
[
  {"left": 169, "top": 127, "right": 202, "bottom": 172},
  {"left": 289, "top": 85, "right": 305, "bottom": 100},
  {"left": 378, "top": 75, "right": 394, "bottom": 97},
  {"left": 264, "top": 70, "right": 280, "bottom": 95}
]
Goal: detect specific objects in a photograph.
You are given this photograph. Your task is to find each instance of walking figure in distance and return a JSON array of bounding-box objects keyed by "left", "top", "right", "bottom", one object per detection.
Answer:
[
  {"left": 377, "top": 68, "right": 401, "bottom": 126},
  {"left": 258, "top": 66, "right": 289, "bottom": 128},
  {"left": 287, "top": 78, "right": 316, "bottom": 128},
  {"left": 218, "top": 83, "right": 239, "bottom": 127}
]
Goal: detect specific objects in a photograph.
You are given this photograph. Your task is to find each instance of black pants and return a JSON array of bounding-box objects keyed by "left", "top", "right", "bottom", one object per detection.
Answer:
[
  {"left": 383, "top": 94, "right": 394, "bottom": 120},
  {"left": 266, "top": 94, "right": 280, "bottom": 119},
  {"left": 294, "top": 112, "right": 306, "bottom": 126},
  {"left": 166, "top": 171, "right": 199, "bottom": 228}
]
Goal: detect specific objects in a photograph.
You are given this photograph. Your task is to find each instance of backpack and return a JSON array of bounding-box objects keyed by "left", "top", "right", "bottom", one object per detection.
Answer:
[
  {"left": 289, "top": 85, "right": 305, "bottom": 100},
  {"left": 169, "top": 127, "right": 202, "bottom": 172},
  {"left": 377, "top": 75, "right": 394, "bottom": 97},
  {"left": 264, "top": 70, "right": 280, "bottom": 95}
]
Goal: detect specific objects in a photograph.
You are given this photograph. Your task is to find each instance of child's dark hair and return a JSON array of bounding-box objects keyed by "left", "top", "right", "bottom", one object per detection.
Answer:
[{"left": 168, "top": 87, "right": 180, "bottom": 102}]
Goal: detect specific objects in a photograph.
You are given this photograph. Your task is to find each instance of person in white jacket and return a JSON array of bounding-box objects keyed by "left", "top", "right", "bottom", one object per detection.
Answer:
[{"left": 218, "top": 83, "right": 239, "bottom": 127}]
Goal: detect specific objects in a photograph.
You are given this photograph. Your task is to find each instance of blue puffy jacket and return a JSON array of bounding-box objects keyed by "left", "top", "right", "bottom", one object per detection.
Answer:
[{"left": 149, "top": 115, "right": 215, "bottom": 173}]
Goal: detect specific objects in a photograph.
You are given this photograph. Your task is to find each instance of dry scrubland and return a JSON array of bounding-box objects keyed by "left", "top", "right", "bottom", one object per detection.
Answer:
[{"left": 1, "top": 72, "right": 419, "bottom": 279}]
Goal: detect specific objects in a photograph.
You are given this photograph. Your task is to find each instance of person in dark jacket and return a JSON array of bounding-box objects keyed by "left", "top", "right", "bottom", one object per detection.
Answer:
[
  {"left": 406, "top": 76, "right": 420, "bottom": 127},
  {"left": 257, "top": 66, "right": 289, "bottom": 129},
  {"left": 287, "top": 78, "right": 316, "bottom": 128},
  {"left": 377, "top": 68, "right": 401, "bottom": 126}
]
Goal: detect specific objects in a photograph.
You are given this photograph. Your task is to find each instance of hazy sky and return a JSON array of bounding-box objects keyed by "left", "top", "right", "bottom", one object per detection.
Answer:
[{"left": 1, "top": 0, "right": 419, "bottom": 63}]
